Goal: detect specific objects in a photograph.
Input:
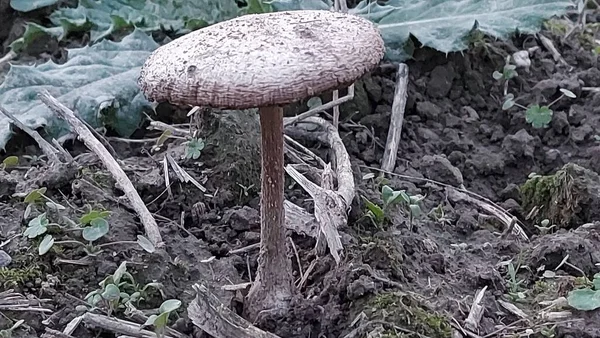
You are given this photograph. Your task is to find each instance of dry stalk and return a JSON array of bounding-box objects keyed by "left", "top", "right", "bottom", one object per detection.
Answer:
[{"left": 38, "top": 90, "right": 164, "bottom": 247}]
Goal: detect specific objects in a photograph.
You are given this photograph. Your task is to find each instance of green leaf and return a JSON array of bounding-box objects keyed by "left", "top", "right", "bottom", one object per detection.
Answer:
[
  {"left": 153, "top": 312, "right": 170, "bottom": 328},
  {"left": 136, "top": 235, "right": 155, "bottom": 253},
  {"left": 492, "top": 71, "right": 503, "bottom": 80},
  {"left": 38, "top": 234, "right": 54, "bottom": 255},
  {"left": 362, "top": 196, "right": 384, "bottom": 224},
  {"left": 23, "top": 187, "right": 47, "bottom": 204},
  {"left": 185, "top": 138, "right": 205, "bottom": 160},
  {"left": 593, "top": 274, "right": 600, "bottom": 290},
  {"left": 567, "top": 289, "right": 600, "bottom": 311},
  {"left": 24, "top": 213, "right": 49, "bottom": 238},
  {"left": 241, "top": 0, "right": 273, "bottom": 14},
  {"left": 159, "top": 299, "right": 181, "bottom": 313},
  {"left": 112, "top": 261, "right": 127, "bottom": 285},
  {"left": 80, "top": 210, "right": 111, "bottom": 225},
  {"left": 409, "top": 204, "right": 422, "bottom": 218},
  {"left": 10, "top": 0, "right": 59, "bottom": 12},
  {"left": 525, "top": 105, "right": 553, "bottom": 128},
  {"left": 9, "top": 23, "right": 64, "bottom": 53},
  {"left": 142, "top": 314, "right": 158, "bottom": 327},
  {"left": 82, "top": 218, "right": 109, "bottom": 242},
  {"left": 45, "top": 0, "right": 240, "bottom": 43},
  {"left": 2, "top": 156, "right": 19, "bottom": 167},
  {"left": 101, "top": 284, "right": 121, "bottom": 301},
  {"left": 381, "top": 185, "right": 395, "bottom": 205},
  {"left": 0, "top": 29, "right": 158, "bottom": 149},
  {"left": 345, "top": 0, "right": 574, "bottom": 61},
  {"left": 270, "top": 0, "right": 331, "bottom": 11},
  {"left": 560, "top": 88, "right": 576, "bottom": 98}
]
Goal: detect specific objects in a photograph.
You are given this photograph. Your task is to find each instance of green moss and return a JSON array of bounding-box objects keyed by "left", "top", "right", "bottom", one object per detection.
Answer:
[
  {"left": 205, "top": 110, "right": 261, "bottom": 199},
  {"left": 0, "top": 263, "right": 42, "bottom": 288},
  {"left": 365, "top": 292, "right": 452, "bottom": 338},
  {"left": 520, "top": 164, "right": 581, "bottom": 228}
]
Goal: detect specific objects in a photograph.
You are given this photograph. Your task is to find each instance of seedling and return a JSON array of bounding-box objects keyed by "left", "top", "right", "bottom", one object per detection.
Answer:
[
  {"left": 1, "top": 156, "right": 18, "bottom": 171},
  {"left": 362, "top": 185, "right": 425, "bottom": 229},
  {"left": 85, "top": 262, "right": 165, "bottom": 314},
  {"left": 0, "top": 319, "right": 24, "bottom": 338},
  {"left": 534, "top": 219, "right": 557, "bottom": 235},
  {"left": 142, "top": 299, "right": 182, "bottom": 338},
  {"left": 20, "top": 202, "right": 155, "bottom": 256},
  {"left": 502, "top": 88, "right": 576, "bottom": 128},
  {"left": 567, "top": 273, "right": 600, "bottom": 311},
  {"left": 183, "top": 137, "right": 205, "bottom": 160},
  {"left": 493, "top": 56, "right": 519, "bottom": 100}
]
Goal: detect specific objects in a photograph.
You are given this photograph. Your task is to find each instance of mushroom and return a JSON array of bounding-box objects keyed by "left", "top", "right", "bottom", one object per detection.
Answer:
[{"left": 137, "top": 9, "right": 385, "bottom": 319}]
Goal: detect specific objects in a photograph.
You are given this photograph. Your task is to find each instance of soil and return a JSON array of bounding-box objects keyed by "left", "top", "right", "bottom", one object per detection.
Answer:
[{"left": 1, "top": 4, "right": 600, "bottom": 338}]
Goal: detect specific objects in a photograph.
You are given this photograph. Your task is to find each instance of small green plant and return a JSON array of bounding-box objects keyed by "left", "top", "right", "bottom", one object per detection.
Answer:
[
  {"left": 17, "top": 191, "right": 155, "bottom": 257},
  {"left": 85, "top": 262, "right": 165, "bottom": 315},
  {"left": 534, "top": 218, "right": 557, "bottom": 234},
  {"left": 0, "top": 156, "right": 18, "bottom": 171},
  {"left": 503, "top": 259, "right": 527, "bottom": 302},
  {"left": 183, "top": 137, "right": 205, "bottom": 160},
  {"left": 493, "top": 57, "right": 519, "bottom": 102},
  {"left": 0, "top": 319, "right": 24, "bottom": 338},
  {"left": 567, "top": 273, "right": 600, "bottom": 311},
  {"left": 362, "top": 185, "right": 424, "bottom": 229},
  {"left": 502, "top": 88, "right": 576, "bottom": 128},
  {"left": 142, "top": 299, "right": 182, "bottom": 338}
]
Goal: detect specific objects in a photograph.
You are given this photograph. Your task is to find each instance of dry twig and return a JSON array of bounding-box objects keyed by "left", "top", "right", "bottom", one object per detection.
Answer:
[
  {"left": 187, "top": 284, "right": 281, "bottom": 338},
  {"left": 381, "top": 63, "right": 409, "bottom": 173},
  {"left": 38, "top": 90, "right": 164, "bottom": 247}
]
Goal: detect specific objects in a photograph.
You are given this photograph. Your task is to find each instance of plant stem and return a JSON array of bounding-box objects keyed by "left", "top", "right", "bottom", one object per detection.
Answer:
[
  {"left": 548, "top": 94, "right": 565, "bottom": 108},
  {"left": 53, "top": 240, "right": 85, "bottom": 246},
  {"left": 97, "top": 241, "right": 137, "bottom": 248},
  {"left": 244, "top": 105, "right": 294, "bottom": 321}
]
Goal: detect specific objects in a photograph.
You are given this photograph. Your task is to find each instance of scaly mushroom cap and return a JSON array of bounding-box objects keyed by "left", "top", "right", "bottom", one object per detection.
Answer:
[{"left": 138, "top": 10, "right": 385, "bottom": 109}]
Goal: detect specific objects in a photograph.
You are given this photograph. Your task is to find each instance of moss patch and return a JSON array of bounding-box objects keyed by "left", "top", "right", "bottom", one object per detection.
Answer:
[
  {"left": 362, "top": 292, "right": 452, "bottom": 338},
  {"left": 520, "top": 163, "right": 600, "bottom": 228}
]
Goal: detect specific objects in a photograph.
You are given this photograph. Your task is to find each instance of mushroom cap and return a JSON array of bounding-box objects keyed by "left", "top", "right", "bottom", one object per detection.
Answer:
[{"left": 138, "top": 10, "right": 385, "bottom": 109}]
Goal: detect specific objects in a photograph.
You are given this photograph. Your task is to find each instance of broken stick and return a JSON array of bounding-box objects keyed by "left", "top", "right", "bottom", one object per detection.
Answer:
[
  {"left": 38, "top": 90, "right": 164, "bottom": 248},
  {"left": 381, "top": 63, "right": 409, "bottom": 173},
  {"left": 187, "top": 283, "right": 281, "bottom": 338}
]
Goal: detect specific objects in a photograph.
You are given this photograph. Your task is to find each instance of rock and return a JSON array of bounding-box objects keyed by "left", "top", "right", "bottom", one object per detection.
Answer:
[
  {"left": 499, "top": 183, "right": 521, "bottom": 202},
  {"left": 502, "top": 129, "right": 537, "bottom": 158},
  {"left": 222, "top": 206, "right": 259, "bottom": 231},
  {"left": 465, "top": 151, "right": 506, "bottom": 176},
  {"left": 577, "top": 67, "right": 600, "bottom": 87},
  {"left": 416, "top": 101, "right": 442, "bottom": 121},
  {"left": 461, "top": 106, "right": 480, "bottom": 123},
  {"left": 0, "top": 250, "right": 11, "bottom": 268},
  {"left": 551, "top": 110, "right": 569, "bottom": 134},
  {"left": 346, "top": 275, "right": 376, "bottom": 300},
  {"left": 445, "top": 114, "right": 462, "bottom": 128},
  {"left": 340, "top": 79, "right": 372, "bottom": 120},
  {"left": 427, "top": 64, "right": 456, "bottom": 98},
  {"left": 572, "top": 124, "right": 593, "bottom": 143},
  {"left": 363, "top": 75, "right": 382, "bottom": 102},
  {"left": 568, "top": 104, "right": 587, "bottom": 126},
  {"left": 419, "top": 155, "right": 464, "bottom": 186},
  {"left": 532, "top": 76, "right": 581, "bottom": 100},
  {"left": 463, "top": 70, "right": 485, "bottom": 94}
]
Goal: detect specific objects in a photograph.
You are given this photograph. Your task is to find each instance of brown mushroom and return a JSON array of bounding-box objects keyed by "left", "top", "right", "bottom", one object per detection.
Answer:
[{"left": 137, "top": 9, "right": 385, "bottom": 319}]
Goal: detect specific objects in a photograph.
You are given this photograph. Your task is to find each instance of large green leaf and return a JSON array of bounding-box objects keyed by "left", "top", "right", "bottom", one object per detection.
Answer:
[
  {"left": 349, "top": 0, "right": 573, "bottom": 61},
  {"left": 0, "top": 29, "right": 158, "bottom": 149},
  {"left": 52, "top": 0, "right": 239, "bottom": 42},
  {"left": 10, "top": 0, "right": 59, "bottom": 12},
  {"left": 267, "top": 0, "right": 573, "bottom": 61}
]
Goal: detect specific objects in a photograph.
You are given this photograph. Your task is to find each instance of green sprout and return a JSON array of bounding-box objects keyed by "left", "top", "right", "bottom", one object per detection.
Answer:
[
  {"left": 503, "top": 88, "right": 576, "bottom": 128},
  {"left": 183, "top": 137, "right": 205, "bottom": 160},
  {"left": 85, "top": 262, "right": 165, "bottom": 314},
  {"left": 362, "top": 185, "right": 425, "bottom": 229},
  {"left": 142, "top": 299, "right": 182, "bottom": 338}
]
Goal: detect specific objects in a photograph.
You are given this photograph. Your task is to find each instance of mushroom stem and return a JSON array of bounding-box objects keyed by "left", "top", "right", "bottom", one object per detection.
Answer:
[{"left": 245, "top": 105, "right": 295, "bottom": 320}]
